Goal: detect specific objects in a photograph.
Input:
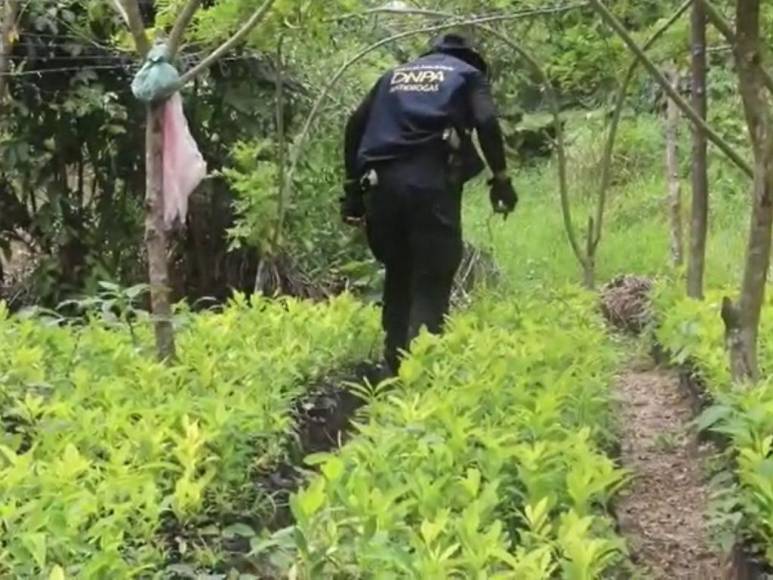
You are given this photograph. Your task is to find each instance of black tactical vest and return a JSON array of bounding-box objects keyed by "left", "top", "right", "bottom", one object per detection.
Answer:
[{"left": 356, "top": 52, "right": 484, "bottom": 181}]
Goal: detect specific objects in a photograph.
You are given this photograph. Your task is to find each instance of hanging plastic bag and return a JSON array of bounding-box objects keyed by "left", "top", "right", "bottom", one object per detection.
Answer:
[
  {"left": 162, "top": 93, "right": 207, "bottom": 228},
  {"left": 131, "top": 44, "right": 180, "bottom": 103}
]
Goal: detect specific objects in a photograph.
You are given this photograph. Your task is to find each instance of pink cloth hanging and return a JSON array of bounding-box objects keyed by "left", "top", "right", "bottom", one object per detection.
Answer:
[{"left": 162, "top": 93, "right": 206, "bottom": 228}]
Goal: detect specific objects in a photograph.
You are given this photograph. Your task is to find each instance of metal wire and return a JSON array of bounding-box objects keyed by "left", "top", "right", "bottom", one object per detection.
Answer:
[{"left": 0, "top": 64, "right": 132, "bottom": 76}]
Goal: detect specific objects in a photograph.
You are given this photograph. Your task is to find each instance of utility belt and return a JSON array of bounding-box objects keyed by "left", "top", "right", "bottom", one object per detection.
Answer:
[{"left": 359, "top": 127, "right": 474, "bottom": 193}]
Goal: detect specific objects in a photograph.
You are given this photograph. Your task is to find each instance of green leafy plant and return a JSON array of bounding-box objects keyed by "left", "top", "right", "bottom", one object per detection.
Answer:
[
  {"left": 655, "top": 283, "right": 773, "bottom": 564},
  {"left": 0, "top": 292, "right": 379, "bottom": 577},
  {"left": 270, "top": 288, "right": 630, "bottom": 578},
  {"left": 223, "top": 139, "right": 279, "bottom": 254}
]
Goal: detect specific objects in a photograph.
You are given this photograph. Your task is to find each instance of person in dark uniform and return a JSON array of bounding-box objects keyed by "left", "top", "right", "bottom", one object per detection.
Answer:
[{"left": 341, "top": 33, "right": 517, "bottom": 373}]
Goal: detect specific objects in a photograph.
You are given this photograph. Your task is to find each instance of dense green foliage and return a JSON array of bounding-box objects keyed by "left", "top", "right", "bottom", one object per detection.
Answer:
[
  {"left": 464, "top": 110, "right": 749, "bottom": 291},
  {"left": 281, "top": 289, "right": 627, "bottom": 578},
  {"left": 0, "top": 285, "right": 632, "bottom": 578},
  {"left": 0, "top": 294, "right": 379, "bottom": 576},
  {"left": 655, "top": 287, "right": 773, "bottom": 562},
  {"left": 1, "top": 0, "right": 700, "bottom": 305},
  {"left": 462, "top": 100, "right": 770, "bottom": 567},
  {"left": 0, "top": 0, "right": 367, "bottom": 303},
  {"left": 3, "top": 0, "right": 773, "bottom": 577}
]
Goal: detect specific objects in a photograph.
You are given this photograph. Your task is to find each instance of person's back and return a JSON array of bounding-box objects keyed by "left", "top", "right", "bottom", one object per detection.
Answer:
[
  {"left": 355, "top": 51, "right": 482, "bottom": 172},
  {"left": 340, "top": 33, "right": 519, "bottom": 373}
]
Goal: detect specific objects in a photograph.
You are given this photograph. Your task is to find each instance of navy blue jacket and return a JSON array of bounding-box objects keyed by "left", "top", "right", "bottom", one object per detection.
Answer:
[{"left": 344, "top": 52, "right": 506, "bottom": 184}]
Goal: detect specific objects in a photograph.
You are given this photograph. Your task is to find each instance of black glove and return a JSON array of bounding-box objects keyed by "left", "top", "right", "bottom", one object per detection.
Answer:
[
  {"left": 488, "top": 174, "right": 518, "bottom": 216},
  {"left": 340, "top": 179, "right": 365, "bottom": 225}
]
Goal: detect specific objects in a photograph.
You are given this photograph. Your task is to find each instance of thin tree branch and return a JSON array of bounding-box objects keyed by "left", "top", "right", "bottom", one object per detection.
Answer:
[
  {"left": 700, "top": 0, "right": 735, "bottom": 39},
  {"left": 285, "top": 8, "right": 590, "bottom": 271},
  {"left": 589, "top": 0, "right": 753, "bottom": 177},
  {"left": 592, "top": 0, "right": 693, "bottom": 250},
  {"left": 0, "top": 0, "right": 18, "bottom": 109},
  {"left": 112, "top": 0, "right": 129, "bottom": 28},
  {"left": 176, "top": 0, "right": 275, "bottom": 87},
  {"left": 473, "top": 23, "right": 587, "bottom": 270},
  {"left": 167, "top": 0, "right": 202, "bottom": 58},
  {"left": 687, "top": 0, "right": 709, "bottom": 299},
  {"left": 272, "top": 35, "right": 287, "bottom": 251},
  {"left": 698, "top": 0, "right": 773, "bottom": 95},
  {"left": 115, "top": 0, "right": 150, "bottom": 57},
  {"left": 330, "top": 3, "right": 590, "bottom": 23}
]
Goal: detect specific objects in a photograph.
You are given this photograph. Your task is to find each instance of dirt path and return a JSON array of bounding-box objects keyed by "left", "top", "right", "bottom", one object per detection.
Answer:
[{"left": 615, "top": 362, "right": 726, "bottom": 579}]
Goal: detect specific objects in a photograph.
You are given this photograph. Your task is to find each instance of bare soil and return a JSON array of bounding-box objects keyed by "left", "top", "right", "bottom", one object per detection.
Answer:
[{"left": 615, "top": 363, "right": 728, "bottom": 579}]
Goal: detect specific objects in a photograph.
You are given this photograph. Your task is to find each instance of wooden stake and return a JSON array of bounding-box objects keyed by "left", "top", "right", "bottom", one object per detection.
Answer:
[
  {"left": 665, "top": 64, "right": 684, "bottom": 268},
  {"left": 687, "top": 0, "right": 709, "bottom": 298},
  {"left": 145, "top": 103, "right": 176, "bottom": 361},
  {"left": 728, "top": 0, "right": 773, "bottom": 383}
]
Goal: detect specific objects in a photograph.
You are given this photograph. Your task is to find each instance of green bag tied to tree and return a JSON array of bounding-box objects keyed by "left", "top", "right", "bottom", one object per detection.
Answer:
[{"left": 131, "top": 44, "right": 180, "bottom": 103}]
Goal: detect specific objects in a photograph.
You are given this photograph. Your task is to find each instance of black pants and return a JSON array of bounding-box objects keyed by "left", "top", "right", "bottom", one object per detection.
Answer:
[{"left": 364, "top": 153, "right": 464, "bottom": 372}]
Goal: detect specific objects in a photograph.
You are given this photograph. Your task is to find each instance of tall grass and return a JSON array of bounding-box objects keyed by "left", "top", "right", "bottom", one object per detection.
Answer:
[{"left": 463, "top": 111, "right": 751, "bottom": 291}]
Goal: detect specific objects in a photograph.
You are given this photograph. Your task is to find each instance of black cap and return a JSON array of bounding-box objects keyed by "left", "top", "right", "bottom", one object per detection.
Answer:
[{"left": 426, "top": 33, "right": 488, "bottom": 74}]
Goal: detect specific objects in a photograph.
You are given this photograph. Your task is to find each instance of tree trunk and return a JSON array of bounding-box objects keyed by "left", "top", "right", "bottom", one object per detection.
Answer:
[
  {"left": 687, "top": 1, "right": 709, "bottom": 298},
  {"left": 665, "top": 64, "right": 685, "bottom": 267},
  {"left": 0, "top": 0, "right": 17, "bottom": 108},
  {"left": 273, "top": 36, "right": 287, "bottom": 251},
  {"left": 591, "top": 0, "right": 693, "bottom": 267},
  {"left": 589, "top": 0, "right": 751, "bottom": 178},
  {"left": 582, "top": 262, "right": 595, "bottom": 289},
  {"left": 584, "top": 216, "right": 595, "bottom": 288},
  {"left": 255, "top": 37, "right": 287, "bottom": 295},
  {"left": 724, "top": 0, "right": 773, "bottom": 382},
  {"left": 145, "top": 103, "right": 176, "bottom": 361},
  {"left": 0, "top": 0, "right": 17, "bottom": 286}
]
